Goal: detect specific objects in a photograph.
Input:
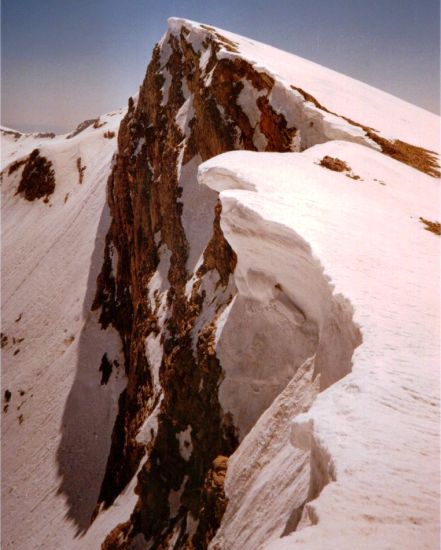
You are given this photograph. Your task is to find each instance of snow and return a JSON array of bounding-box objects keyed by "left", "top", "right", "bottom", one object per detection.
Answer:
[
  {"left": 176, "top": 427, "right": 193, "bottom": 462},
  {"left": 136, "top": 396, "right": 162, "bottom": 446},
  {"left": 145, "top": 333, "right": 163, "bottom": 392},
  {"left": 179, "top": 155, "right": 219, "bottom": 273},
  {"left": 200, "top": 140, "right": 440, "bottom": 549},
  {"left": 211, "top": 357, "right": 319, "bottom": 549},
  {"left": 161, "top": 68, "right": 173, "bottom": 106},
  {"left": 143, "top": 241, "right": 171, "bottom": 395},
  {"left": 148, "top": 241, "right": 171, "bottom": 310},
  {"left": 168, "top": 17, "right": 440, "bottom": 153},
  {"left": 133, "top": 136, "right": 146, "bottom": 156},
  {"left": 1, "top": 110, "right": 128, "bottom": 550},
  {"left": 76, "top": 454, "right": 150, "bottom": 550},
  {"left": 237, "top": 78, "right": 266, "bottom": 128},
  {"left": 199, "top": 47, "right": 212, "bottom": 72},
  {"left": 236, "top": 78, "right": 277, "bottom": 150},
  {"left": 189, "top": 268, "right": 235, "bottom": 356},
  {"left": 168, "top": 476, "right": 188, "bottom": 517},
  {"left": 175, "top": 96, "right": 195, "bottom": 136}
]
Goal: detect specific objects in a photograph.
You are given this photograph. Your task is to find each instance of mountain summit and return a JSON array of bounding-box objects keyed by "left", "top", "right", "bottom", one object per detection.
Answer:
[{"left": 1, "top": 18, "right": 439, "bottom": 550}]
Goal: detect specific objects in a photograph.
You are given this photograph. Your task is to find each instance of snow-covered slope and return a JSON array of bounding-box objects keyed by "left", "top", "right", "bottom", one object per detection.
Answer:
[
  {"left": 1, "top": 16, "right": 440, "bottom": 550},
  {"left": 1, "top": 111, "right": 126, "bottom": 550},
  {"left": 201, "top": 141, "right": 440, "bottom": 549}
]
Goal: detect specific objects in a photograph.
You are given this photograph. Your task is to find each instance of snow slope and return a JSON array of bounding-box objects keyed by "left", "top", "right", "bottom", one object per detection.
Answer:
[
  {"left": 200, "top": 141, "right": 440, "bottom": 549},
  {"left": 1, "top": 111, "right": 127, "bottom": 550}
]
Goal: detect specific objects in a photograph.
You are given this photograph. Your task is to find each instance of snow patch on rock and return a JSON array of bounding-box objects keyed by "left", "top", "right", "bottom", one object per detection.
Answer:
[{"left": 176, "top": 427, "right": 193, "bottom": 462}]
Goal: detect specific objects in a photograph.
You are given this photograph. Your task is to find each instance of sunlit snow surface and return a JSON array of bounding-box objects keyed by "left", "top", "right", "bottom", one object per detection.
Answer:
[
  {"left": 201, "top": 142, "right": 440, "bottom": 549},
  {"left": 1, "top": 112, "right": 129, "bottom": 550}
]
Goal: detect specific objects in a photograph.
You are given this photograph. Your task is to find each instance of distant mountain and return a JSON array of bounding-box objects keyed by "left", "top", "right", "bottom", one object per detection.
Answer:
[{"left": 1, "top": 18, "right": 439, "bottom": 550}]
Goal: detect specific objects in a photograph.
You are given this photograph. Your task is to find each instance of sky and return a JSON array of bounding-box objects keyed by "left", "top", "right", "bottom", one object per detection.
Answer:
[{"left": 2, "top": 0, "right": 440, "bottom": 134}]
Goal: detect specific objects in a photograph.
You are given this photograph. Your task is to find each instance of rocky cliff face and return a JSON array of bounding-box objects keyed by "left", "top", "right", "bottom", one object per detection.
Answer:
[
  {"left": 93, "top": 27, "right": 296, "bottom": 549},
  {"left": 88, "top": 18, "right": 438, "bottom": 550},
  {"left": 91, "top": 20, "right": 352, "bottom": 549}
]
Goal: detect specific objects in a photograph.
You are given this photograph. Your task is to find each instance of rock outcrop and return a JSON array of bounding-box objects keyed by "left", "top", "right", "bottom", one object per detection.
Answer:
[
  {"left": 14, "top": 149, "right": 56, "bottom": 202},
  {"left": 92, "top": 19, "right": 366, "bottom": 548}
]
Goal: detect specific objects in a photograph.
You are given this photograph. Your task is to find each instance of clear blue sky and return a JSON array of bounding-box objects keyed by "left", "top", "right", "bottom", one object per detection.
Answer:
[{"left": 2, "top": 0, "right": 440, "bottom": 133}]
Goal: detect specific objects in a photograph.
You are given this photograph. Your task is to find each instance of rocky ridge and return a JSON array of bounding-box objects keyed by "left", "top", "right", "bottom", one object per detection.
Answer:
[{"left": 88, "top": 18, "right": 440, "bottom": 549}]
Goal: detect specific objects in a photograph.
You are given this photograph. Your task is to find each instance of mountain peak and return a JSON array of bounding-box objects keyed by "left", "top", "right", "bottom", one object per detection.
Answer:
[{"left": 1, "top": 17, "right": 439, "bottom": 550}]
